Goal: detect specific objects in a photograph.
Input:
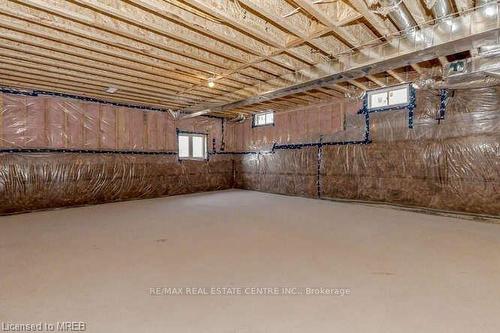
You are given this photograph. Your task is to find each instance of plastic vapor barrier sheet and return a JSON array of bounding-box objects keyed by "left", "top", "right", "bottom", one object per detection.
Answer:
[
  {"left": 0, "top": 93, "right": 232, "bottom": 214},
  {"left": 232, "top": 87, "right": 499, "bottom": 215}
]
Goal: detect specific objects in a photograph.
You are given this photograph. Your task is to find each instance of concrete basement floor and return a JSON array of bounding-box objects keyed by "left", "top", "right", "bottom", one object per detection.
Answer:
[{"left": 1, "top": 190, "right": 500, "bottom": 333}]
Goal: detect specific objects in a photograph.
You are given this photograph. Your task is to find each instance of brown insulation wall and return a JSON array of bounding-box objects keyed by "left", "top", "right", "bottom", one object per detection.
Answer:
[
  {"left": 0, "top": 86, "right": 498, "bottom": 215},
  {"left": 0, "top": 153, "right": 233, "bottom": 215},
  {"left": 225, "top": 101, "right": 361, "bottom": 151},
  {"left": 320, "top": 136, "right": 498, "bottom": 214},
  {"left": 0, "top": 153, "right": 233, "bottom": 214},
  {"left": 0, "top": 93, "right": 231, "bottom": 214},
  {"left": 234, "top": 148, "right": 318, "bottom": 198},
  {"left": 232, "top": 87, "right": 500, "bottom": 215},
  {"left": 0, "top": 93, "right": 225, "bottom": 151}
]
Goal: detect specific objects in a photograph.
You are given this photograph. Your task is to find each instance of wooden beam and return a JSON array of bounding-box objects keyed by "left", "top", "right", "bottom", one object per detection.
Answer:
[
  {"left": 0, "top": 60, "right": 208, "bottom": 105},
  {"left": 180, "top": 0, "right": 316, "bottom": 64},
  {"left": 0, "top": 79, "right": 177, "bottom": 110},
  {"left": 348, "top": 80, "right": 368, "bottom": 90},
  {"left": 128, "top": 0, "right": 300, "bottom": 78},
  {"left": 193, "top": 21, "right": 497, "bottom": 114},
  {"left": 0, "top": 17, "right": 215, "bottom": 84},
  {"left": 0, "top": 29, "right": 247, "bottom": 104},
  {"left": 317, "top": 87, "right": 344, "bottom": 98},
  {"left": 293, "top": 0, "right": 361, "bottom": 47},
  {"left": 0, "top": 43, "right": 236, "bottom": 102},
  {"left": 366, "top": 75, "right": 387, "bottom": 87},
  {"left": 122, "top": 0, "right": 328, "bottom": 105},
  {"left": 329, "top": 84, "right": 350, "bottom": 94},
  {"left": 386, "top": 70, "right": 405, "bottom": 83},
  {"left": 3, "top": 5, "right": 280, "bottom": 90},
  {"left": 0, "top": 24, "right": 231, "bottom": 93},
  {"left": 346, "top": 0, "right": 393, "bottom": 37},
  {"left": 411, "top": 63, "right": 424, "bottom": 75},
  {"left": 235, "top": 0, "right": 333, "bottom": 55},
  {"left": 294, "top": 0, "right": 411, "bottom": 84},
  {"left": 0, "top": 70, "right": 186, "bottom": 108},
  {"left": 69, "top": 0, "right": 255, "bottom": 63},
  {"left": 438, "top": 56, "right": 449, "bottom": 66},
  {"left": 14, "top": 0, "right": 270, "bottom": 76}
]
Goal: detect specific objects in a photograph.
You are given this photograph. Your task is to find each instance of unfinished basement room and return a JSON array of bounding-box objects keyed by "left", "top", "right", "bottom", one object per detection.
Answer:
[{"left": 0, "top": 0, "right": 499, "bottom": 332}]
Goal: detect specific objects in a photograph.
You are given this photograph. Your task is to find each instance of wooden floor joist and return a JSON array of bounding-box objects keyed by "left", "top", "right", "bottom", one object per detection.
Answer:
[{"left": 0, "top": 0, "right": 480, "bottom": 116}]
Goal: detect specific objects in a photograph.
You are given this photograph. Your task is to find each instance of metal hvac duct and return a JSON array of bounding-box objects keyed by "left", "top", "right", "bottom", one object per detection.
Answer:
[
  {"left": 228, "top": 113, "right": 246, "bottom": 123},
  {"left": 376, "top": 0, "right": 454, "bottom": 33},
  {"left": 476, "top": 0, "right": 498, "bottom": 17},
  {"left": 430, "top": 0, "right": 453, "bottom": 20},
  {"left": 380, "top": 0, "right": 417, "bottom": 31},
  {"left": 476, "top": 0, "right": 499, "bottom": 53},
  {"left": 477, "top": 0, "right": 496, "bottom": 5},
  {"left": 415, "top": 51, "right": 500, "bottom": 89}
]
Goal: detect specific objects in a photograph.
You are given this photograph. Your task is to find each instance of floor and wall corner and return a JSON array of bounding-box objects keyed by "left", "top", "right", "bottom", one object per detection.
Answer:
[{"left": 0, "top": 1, "right": 499, "bottom": 332}]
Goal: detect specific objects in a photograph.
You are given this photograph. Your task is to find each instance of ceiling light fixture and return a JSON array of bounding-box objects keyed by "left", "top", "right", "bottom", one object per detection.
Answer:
[{"left": 208, "top": 78, "right": 215, "bottom": 88}]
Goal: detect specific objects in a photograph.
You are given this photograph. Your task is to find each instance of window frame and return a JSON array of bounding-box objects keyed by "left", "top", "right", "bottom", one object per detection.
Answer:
[
  {"left": 177, "top": 131, "right": 208, "bottom": 161},
  {"left": 252, "top": 111, "right": 275, "bottom": 128}
]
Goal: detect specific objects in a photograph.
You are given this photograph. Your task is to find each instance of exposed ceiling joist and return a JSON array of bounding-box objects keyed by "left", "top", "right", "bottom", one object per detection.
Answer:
[
  {"left": 0, "top": 0, "right": 483, "bottom": 117},
  {"left": 188, "top": 10, "right": 499, "bottom": 113}
]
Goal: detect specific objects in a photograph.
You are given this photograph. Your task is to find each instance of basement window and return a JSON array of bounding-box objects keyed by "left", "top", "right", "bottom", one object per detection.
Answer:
[
  {"left": 177, "top": 132, "right": 207, "bottom": 160},
  {"left": 253, "top": 111, "right": 274, "bottom": 127},
  {"left": 367, "top": 84, "right": 410, "bottom": 111}
]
